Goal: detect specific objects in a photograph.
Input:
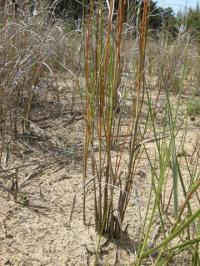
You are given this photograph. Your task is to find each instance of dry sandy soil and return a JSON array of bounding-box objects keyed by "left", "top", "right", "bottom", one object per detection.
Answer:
[{"left": 0, "top": 74, "right": 199, "bottom": 266}]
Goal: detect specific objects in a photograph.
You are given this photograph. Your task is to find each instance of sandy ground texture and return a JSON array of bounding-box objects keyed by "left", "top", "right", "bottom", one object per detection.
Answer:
[{"left": 0, "top": 77, "right": 199, "bottom": 266}]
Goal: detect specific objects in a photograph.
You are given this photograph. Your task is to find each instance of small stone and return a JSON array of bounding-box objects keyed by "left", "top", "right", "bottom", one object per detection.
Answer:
[
  {"left": 6, "top": 234, "right": 14, "bottom": 239},
  {"left": 136, "top": 170, "right": 146, "bottom": 178}
]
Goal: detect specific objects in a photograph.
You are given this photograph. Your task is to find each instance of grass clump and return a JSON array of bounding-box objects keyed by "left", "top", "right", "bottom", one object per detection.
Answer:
[
  {"left": 82, "top": 0, "right": 149, "bottom": 239},
  {"left": 187, "top": 98, "right": 200, "bottom": 116}
]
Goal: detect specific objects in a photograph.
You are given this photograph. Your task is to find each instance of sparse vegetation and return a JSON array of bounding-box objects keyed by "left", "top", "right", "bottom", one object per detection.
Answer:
[{"left": 0, "top": 1, "right": 199, "bottom": 266}]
